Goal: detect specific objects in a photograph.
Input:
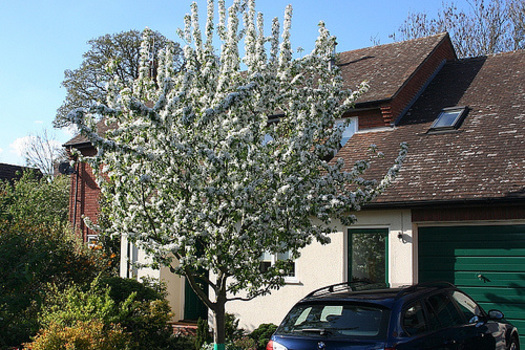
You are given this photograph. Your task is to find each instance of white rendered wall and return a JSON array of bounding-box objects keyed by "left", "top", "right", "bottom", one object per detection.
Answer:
[
  {"left": 120, "top": 235, "right": 183, "bottom": 321},
  {"left": 225, "top": 209, "right": 414, "bottom": 330}
]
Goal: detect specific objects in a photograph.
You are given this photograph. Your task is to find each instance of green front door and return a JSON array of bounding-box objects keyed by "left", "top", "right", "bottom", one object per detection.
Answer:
[
  {"left": 184, "top": 278, "right": 208, "bottom": 321},
  {"left": 348, "top": 228, "right": 389, "bottom": 284},
  {"left": 418, "top": 225, "right": 525, "bottom": 345}
]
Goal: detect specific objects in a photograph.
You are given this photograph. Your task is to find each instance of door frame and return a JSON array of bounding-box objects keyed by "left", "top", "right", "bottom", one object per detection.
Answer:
[{"left": 347, "top": 227, "right": 389, "bottom": 285}]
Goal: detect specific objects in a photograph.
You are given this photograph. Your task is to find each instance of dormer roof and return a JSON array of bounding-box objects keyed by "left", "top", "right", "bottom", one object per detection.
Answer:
[{"left": 338, "top": 33, "right": 456, "bottom": 106}]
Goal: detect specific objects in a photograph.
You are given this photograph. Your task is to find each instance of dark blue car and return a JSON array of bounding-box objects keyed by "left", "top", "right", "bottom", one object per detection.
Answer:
[{"left": 267, "top": 282, "right": 519, "bottom": 350}]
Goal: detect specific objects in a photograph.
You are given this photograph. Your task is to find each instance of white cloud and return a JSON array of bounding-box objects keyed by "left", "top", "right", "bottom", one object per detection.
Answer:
[
  {"left": 60, "top": 124, "right": 78, "bottom": 138},
  {"left": 10, "top": 136, "right": 36, "bottom": 157},
  {"left": 34, "top": 120, "right": 44, "bottom": 124}
]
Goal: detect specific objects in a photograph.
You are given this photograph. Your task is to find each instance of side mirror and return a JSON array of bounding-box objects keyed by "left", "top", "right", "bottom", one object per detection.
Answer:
[
  {"left": 468, "top": 315, "right": 486, "bottom": 327},
  {"left": 488, "top": 309, "right": 504, "bottom": 321}
]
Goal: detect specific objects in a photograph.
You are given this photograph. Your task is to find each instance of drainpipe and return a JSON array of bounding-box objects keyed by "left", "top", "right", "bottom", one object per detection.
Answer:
[{"left": 72, "top": 162, "right": 80, "bottom": 237}]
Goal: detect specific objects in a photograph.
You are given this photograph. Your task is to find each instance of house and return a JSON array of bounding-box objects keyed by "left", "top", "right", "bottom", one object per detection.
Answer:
[
  {"left": 64, "top": 126, "right": 108, "bottom": 246},
  {"left": 0, "top": 162, "right": 42, "bottom": 183},
  {"left": 64, "top": 32, "right": 525, "bottom": 338},
  {"left": 225, "top": 32, "right": 525, "bottom": 341}
]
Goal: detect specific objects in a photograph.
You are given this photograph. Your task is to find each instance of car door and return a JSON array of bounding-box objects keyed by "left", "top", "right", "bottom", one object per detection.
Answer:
[
  {"left": 423, "top": 292, "right": 469, "bottom": 350},
  {"left": 449, "top": 290, "right": 500, "bottom": 350},
  {"left": 396, "top": 299, "right": 456, "bottom": 350}
]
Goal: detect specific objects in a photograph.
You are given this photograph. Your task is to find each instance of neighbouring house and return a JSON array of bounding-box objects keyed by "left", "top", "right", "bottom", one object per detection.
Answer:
[
  {"left": 0, "top": 162, "right": 42, "bottom": 183},
  {"left": 64, "top": 32, "right": 525, "bottom": 339}
]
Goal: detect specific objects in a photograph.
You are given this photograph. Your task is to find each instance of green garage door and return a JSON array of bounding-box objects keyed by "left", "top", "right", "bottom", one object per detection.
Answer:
[{"left": 419, "top": 225, "right": 525, "bottom": 345}]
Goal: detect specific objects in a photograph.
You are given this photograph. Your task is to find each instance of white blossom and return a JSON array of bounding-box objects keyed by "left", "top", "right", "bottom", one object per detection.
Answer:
[{"left": 67, "top": 0, "right": 407, "bottom": 345}]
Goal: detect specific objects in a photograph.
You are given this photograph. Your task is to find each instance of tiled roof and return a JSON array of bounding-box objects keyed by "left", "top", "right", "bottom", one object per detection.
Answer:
[
  {"left": 0, "top": 163, "right": 41, "bottom": 182},
  {"left": 338, "top": 33, "right": 452, "bottom": 104},
  {"left": 338, "top": 49, "right": 525, "bottom": 205},
  {"left": 63, "top": 119, "right": 115, "bottom": 147}
]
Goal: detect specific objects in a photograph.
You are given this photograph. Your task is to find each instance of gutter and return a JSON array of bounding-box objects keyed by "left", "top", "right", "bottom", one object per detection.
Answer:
[{"left": 362, "top": 197, "right": 525, "bottom": 210}]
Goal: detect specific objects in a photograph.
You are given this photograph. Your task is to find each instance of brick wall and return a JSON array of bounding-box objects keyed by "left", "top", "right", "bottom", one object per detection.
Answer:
[
  {"left": 413, "top": 203, "right": 525, "bottom": 222},
  {"left": 345, "top": 108, "right": 384, "bottom": 130},
  {"left": 68, "top": 147, "right": 101, "bottom": 242},
  {"left": 386, "top": 38, "right": 456, "bottom": 125},
  {"left": 346, "top": 37, "right": 457, "bottom": 130}
]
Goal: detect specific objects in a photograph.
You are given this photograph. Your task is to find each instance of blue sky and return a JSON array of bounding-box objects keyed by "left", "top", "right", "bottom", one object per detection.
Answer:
[{"left": 0, "top": 0, "right": 459, "bottom": 166}]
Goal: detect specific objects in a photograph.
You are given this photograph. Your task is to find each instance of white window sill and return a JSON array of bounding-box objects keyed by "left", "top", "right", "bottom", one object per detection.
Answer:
[{"left": 284, "top": 277, "right": 301, "bottom": 285}]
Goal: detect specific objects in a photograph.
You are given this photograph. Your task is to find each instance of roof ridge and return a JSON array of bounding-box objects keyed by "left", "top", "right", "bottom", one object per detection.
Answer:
[{"left": 337, "top": 32, "right": 448, "bottom": 55}]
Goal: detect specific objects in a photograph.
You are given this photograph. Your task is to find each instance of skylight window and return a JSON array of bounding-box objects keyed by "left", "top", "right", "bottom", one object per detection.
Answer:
[{"left": 430, "top": 107, "right": 468, "bottom": 131}]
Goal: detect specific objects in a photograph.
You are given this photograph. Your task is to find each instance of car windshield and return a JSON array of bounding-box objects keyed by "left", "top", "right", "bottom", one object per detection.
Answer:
[{"left": 278, "top": 302, "right": 390, "bottom": 339}]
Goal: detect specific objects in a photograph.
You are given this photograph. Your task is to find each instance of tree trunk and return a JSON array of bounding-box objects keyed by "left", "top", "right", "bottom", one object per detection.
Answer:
[{"left": 213, "top": 287, "right": 227, "bottom": 350}]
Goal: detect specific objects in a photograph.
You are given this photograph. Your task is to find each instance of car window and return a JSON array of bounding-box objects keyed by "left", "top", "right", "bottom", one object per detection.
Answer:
[
  {"left": 451, "top": 291, "right": 483, "bottom": 323},
  {"left": 402, "top": 301, "right": 427, "bottom": 336},
  {"left": 425, "top": 293, "right": 464, "bottom": 329},
  {"left": 320, "top": 306, "right": 344, "bottom": 321},
  {"left": 278, "top": 303, "right": 389, "bottom": 339}
]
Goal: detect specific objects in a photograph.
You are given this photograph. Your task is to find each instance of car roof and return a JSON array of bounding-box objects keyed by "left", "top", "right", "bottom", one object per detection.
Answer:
[{"left": 298, "top": 282, "right": 457, "bottom": 309}]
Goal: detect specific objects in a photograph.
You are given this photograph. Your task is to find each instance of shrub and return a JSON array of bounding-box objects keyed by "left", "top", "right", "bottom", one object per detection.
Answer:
[
  {"left": 25, "top": 320, "right": 132, "bottom": 350},
  {"left": 233, "top": 337, "right": 257, "bottom": 350},
  {"left": 0, "top": 223, "right": 103, "bottom": 348},
  {"left": 0, "top": 172, "right": 69, "bottom": 228},
  {"left": 37, "top": 277, "right": 177, "bottom": 350},
  {"left": 225, "top": 313, "right": 245, "bottom": 342},
  {"left": 195, "top": 317, "right": 212, "bottom": 350},
  {"left": 169, "top": 335, "right": 197, "bottom": 350},
  {"left": 200, "top": 342, "right": 244, "bottom": 350},
  {"left": 249, "top": 323, "right": 277, "bottom": 350},
  {"left": 98, "top": 276, "right": 164, "bottom": 304},
  {"left": 0, "top": 173, "right": 118, "bottom": 349}
]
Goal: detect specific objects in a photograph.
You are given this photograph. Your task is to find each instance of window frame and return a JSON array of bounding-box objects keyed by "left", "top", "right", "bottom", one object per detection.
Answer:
[
  {"left": 401, "top": 300, "right": 428, "bottom": 337},
  {"left": 335, "top": 116, "right": 358, "bottom": 147},
  {"left": 429, "top": 106, "right": 468, "bottom": 132},
  {"left": 424, "top": 292, "right": 466, "bottom": 330},
  {"left": 347, "top": 228, "right": 389, "bottom": 285},
  {"left": 260, "top": 251, "right": 298, "bottom": 284},
  {"left": 449, "top": 290, "right": 485, "bottom": 324},
  {"left": 87, "top": 234, "right": 99, "bottom": 248}
]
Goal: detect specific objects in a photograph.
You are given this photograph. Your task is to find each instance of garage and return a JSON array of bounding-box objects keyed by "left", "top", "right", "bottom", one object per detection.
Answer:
[{"left": 418, "top": 225, "right": 525, "bottom": 345}]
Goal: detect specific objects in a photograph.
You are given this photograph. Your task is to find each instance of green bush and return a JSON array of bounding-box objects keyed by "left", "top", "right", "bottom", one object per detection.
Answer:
[
  {"left": 233, "top": 337, "right": 257, "bottom": 350},
  {"left": 0, "top": 172, "right": 69, "bottom": 228},
  {"left": 0, "top": 223, "right": 103, "bottom": 349},
  {"left": 25, "top": 319, "right": 132, "bottom": 350},
  {"left": 249, "top": 323, "right": 277, "bottom": 350},
  {"left": 225, "top": 313, "right": 245, "bottom": 342},
  {"left": 195, "top": 317, "right": 212, "bottom": 350},
  {"left": 36, "top": 277, "right": 179, "bottom": 350},
  {"left": 98, "top": 276, "right": 164, "bottom": 304}
]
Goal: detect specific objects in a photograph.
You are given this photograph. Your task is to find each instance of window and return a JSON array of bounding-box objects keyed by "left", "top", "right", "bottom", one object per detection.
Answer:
[
  {"left": 278, "top": 303, "right": 390, "bottom": 339},
  {"left": 262, "top": 133, "right": 274, "bottom": 145},
  {"left": 451, "top": 291, "right": 483, "bottom": 323},
  {"left": 335, "top": 117, "right": 358, "bottom": 147},
  {"left": 260, "top": 251, "right": 296, "bottom": 282},
  {"left": 429, "top": 107, "right": 468, "bottom": 131},
  {"left": 425, "top": 293, "right": 463, "bottom": 330},
  {"left": 402, "top": 301, "right": 427, "bottom": 336},
  {"left": 87, "top": 234, "right": 99, "bottom": 249},
  {"left": 348, "top": 228, "right": 388, "bottom": 284}
]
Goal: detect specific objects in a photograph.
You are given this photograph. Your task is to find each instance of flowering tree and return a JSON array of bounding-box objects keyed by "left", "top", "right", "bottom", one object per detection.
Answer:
[{"left": 67, "top": 0, "right": 407, "bottom": 348}]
